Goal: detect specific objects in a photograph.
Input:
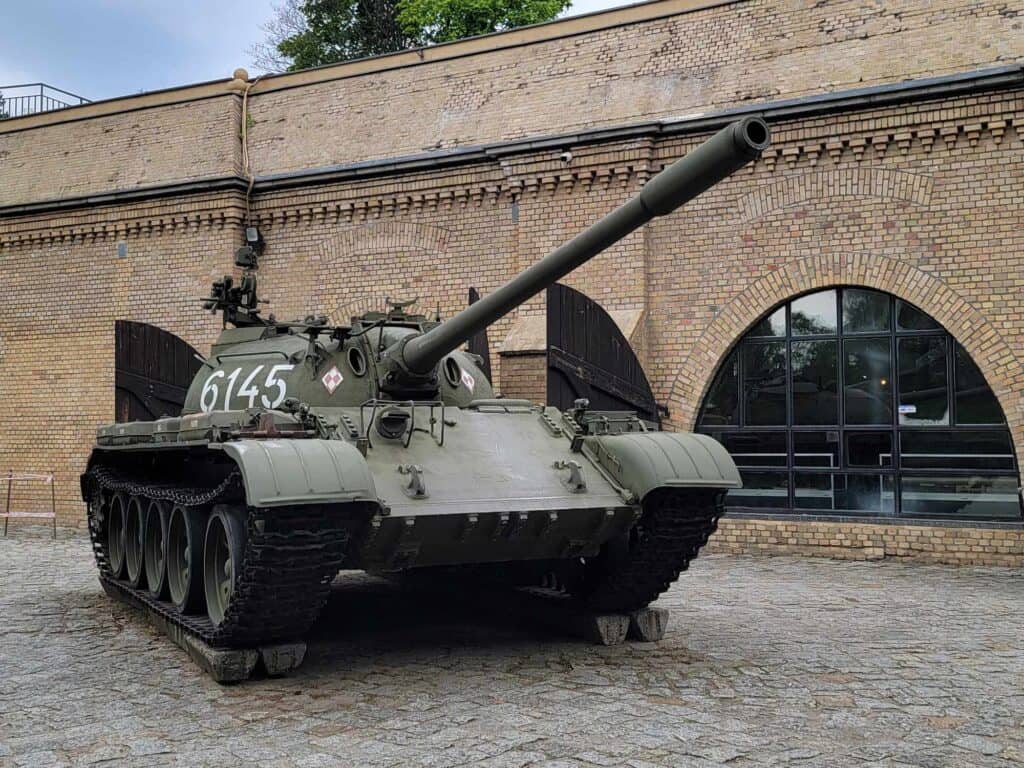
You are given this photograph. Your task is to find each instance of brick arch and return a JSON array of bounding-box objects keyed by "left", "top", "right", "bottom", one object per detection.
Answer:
[
  {"left": 309, "top": 221, "right": 454, "bottom": 315},
  {"left": 668, "top": 251, "right": 1024, "bottom": 465},
  {"left": 319, "top": 221, "right": 451, "bottom": 260},
  {"left": 737, "top": 168, "right": 934, "bottom": 222}
]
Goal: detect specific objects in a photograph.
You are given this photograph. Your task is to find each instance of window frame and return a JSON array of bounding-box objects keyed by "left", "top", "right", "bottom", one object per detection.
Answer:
[{"left": 698, "top": 287, "right": 1020, "bottom": 521}]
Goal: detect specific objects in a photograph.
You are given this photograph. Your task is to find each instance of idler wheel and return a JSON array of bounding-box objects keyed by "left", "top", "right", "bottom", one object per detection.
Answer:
[
  {"left": 143, "top": 500, "right": 169, "bottom": 600},
  {"left": 124, "top": 495, "right": 147, "bottom": 589},
  {"left": 167, "top": 505, "right": 206, "bottom": 613},
  {"left": 203, "top": 507, "right": 247, "bottom": 626},
  {"left": 106, "top": 493, "right": 127, "bottom": 579}
]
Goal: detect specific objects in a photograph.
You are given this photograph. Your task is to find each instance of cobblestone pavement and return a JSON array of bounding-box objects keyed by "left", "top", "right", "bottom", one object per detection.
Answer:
[{"left": 1, "top": 530, "right": 1021, "bottom": 768}]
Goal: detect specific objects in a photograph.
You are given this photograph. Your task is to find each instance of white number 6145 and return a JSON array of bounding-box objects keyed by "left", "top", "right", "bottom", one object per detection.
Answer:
[{"left": 199, "top": 364, "right": 294, "bottom": 413}]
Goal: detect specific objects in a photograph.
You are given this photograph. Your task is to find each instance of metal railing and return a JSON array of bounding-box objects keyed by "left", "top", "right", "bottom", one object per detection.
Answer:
[{"left": 0, "top": 83, "right": 90, "bottom": 119}]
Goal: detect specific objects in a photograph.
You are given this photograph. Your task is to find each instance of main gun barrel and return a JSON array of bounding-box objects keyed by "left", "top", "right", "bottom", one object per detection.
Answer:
[{"left": 398, "top": 116, "right": 770, "bottom": 375}]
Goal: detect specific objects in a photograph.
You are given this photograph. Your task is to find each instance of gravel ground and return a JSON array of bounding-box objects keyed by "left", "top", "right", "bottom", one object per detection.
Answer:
[{"left": 0, "top": 529, "right": 1021, "bottom": 767}]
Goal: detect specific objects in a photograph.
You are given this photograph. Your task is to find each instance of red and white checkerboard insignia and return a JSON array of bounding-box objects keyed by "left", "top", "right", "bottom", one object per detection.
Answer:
[
  {"left": 321, "top": 366, "right": 344, "bottom": 395},
  {"left": 460, "top": 368, "right": 476, "bottom": 393}
]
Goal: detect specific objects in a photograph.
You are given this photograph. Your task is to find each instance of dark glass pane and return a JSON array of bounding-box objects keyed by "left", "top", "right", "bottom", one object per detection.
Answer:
[
  {"left": 842, "top": 289, "right": 891, "bottom": 333},
  {"left": 846, "top": 432, "right": 893, "bottom": 468},
  {"left": 791, "top": 291, "right": 837, "bottom": 336},
  {"left": 714, "top": 432, "right": 788, "bottom": 467},
  {"left": 749, "top": 307, "right": 786, "bottom": 337},
  {"left": 896, "top": 301, "right": 941, "bottom": 331},
  {"left": 794, "top": 473, "right": 894, "bottom": 514},
  {"left": 954, "top": 343, "right": 1004, "bottom": 425},
  {"left": 793, "top": 431, "right": 839, "bottom": 468},
  {"left": 900, "top": 475, "right": 1021, "bottom": 520},
  {"left": 897, "top": 336, "right": 949, "bottom": 425},
  {"left": 900, "top": 430, "right": 1015, "bottom": 471},
  {"left": 844, "top": 338, "right": 892, "bottom": 425},
  {"left": 743, "top": 342, "right": 787, "bottom": 426},
  {"left": 792, "top": 340, "right": 838, "bottom": 424},
  {"left": 845, "top": 474, "right": 895, "bottom": 515},
  {"left": 794, "top": 472, "right": 837, "bottom": 510},
  {"left": 700, "top": 350, "right": 739, "bottom": 426},
  {"left": 727, "top": 471, "right": 789, "bottom": 509}
]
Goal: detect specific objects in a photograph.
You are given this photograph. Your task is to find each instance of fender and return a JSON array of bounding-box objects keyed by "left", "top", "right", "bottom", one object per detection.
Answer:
[
  {"left": 583, "top": 431, "right": 742, "bottom": 502},
  {"left": 221, "top": 439, "right": 378, "bottom": 508}
]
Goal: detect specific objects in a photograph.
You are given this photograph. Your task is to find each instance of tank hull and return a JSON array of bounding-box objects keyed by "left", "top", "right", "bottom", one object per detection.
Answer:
[{"left": 83, "top": 403, "right": 739, "bottom": 648}]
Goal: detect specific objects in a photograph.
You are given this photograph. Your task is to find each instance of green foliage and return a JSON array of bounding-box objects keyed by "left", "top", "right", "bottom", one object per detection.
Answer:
[
  {"left": 396, "top": 0, "right": 570, "bottom": 45},
  {"left": 271, "top": 0, "right": 569, "bottom": 70},
  {"left": 0, "top": 92, "right": 8, "bottom": 121},
  {"left": 278, "top": 0, "right": 415, "bottom": 70}
]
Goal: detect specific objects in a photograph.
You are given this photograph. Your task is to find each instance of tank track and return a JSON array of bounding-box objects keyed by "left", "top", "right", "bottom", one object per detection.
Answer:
[
  {"left": 85, "top": 466, "right": 358, "bottom": 649},
  {"left": 574, "top": 487, "right": 725, "bottom": 613}
]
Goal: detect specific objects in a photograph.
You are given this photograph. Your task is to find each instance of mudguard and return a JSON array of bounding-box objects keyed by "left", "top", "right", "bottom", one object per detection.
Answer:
[
  {"left": 584, "top": 431, "right": 742, "bottom": 502},
  {"left": 222, "top": 439, "right": 378, "bottom": 508}
]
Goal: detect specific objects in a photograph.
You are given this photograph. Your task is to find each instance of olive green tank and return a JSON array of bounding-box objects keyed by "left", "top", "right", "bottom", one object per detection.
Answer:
[{"left": 82, "top": 117, "right": 769, "bottom": 649}]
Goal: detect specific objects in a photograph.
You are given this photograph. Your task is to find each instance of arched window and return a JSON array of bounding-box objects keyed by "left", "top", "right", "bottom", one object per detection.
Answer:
[{"left": 697, "top": 288, "right": 1021, "bottom": 520}]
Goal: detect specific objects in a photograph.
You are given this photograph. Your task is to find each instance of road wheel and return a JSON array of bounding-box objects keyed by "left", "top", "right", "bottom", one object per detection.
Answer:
[
  {"left": 144, "top": 500, "right": 169, "bottom": 600},
  {"left": 107, "top": 493, "right": 127, "bottom": 579},
  {"left": 167, "top": 505, "right": 206, "bottom": 614},
  {"left": 124, "top": 495, "right": 146, "bottom": 589},
  {"left": 203, "top": 506, "right": 248, "bottom": 627}
]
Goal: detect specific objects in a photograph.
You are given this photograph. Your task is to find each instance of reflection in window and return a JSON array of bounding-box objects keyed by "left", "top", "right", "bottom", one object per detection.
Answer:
[
  {"left": 843, "top": 289, "right": 891, "bottom": 333},
  {"left": 750, "top": 307, "right": 786, "bottom": 337},
  {"left": 743, "top": 343, "right": 786, "bottom": 425},
  {"left": 898, "top": 336, "right": 949, "bottom": 425},
  {"left": 896, "top": 301, "right": 941, "bottom": 331},
  {"left": 696, "top": 288, "right": 1020, "bottom": 521},
  {"left": 846, "top": 432, "right": 893, "bottom": 468},
  {"left": 713, "top": 432, "right": 788, "bottom": 467},
  {"left": 792, "top": 340, "right": 838, "bottom": 424},
  {"left": 794, "top": 474, "right": 894, "bottom": 514},
  {"left": 791, "top": 290, "right": 837, "bottom": 336},
  {"left": 900, "top": 476, "right": 1020, "bottom": 519},
  {"left": 955, "top": 343, "right": 1003, "bottom": 424},
  {"left": 793, "top": 431, "right": 839, "bottom": 468},
  {"left": 843, "top": 338, "right": 892, "bottom": 425},
  {"left": 900, "top": 431, "right": 1015, "bottom": 471},
  {"left": 729, "top": 471, "right": 789, "bottom": 508},
  {"left": 701, "top": 350, "right": 738, "bottom": 426},
  {"left": 793, "top": 472, "right": 836, "bottom": 510}
]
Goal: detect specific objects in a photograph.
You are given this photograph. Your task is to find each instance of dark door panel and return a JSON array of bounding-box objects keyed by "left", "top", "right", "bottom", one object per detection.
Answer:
[
  {"left": 546, "top": 283, "right": 662, "bottom": 423},
  {"left": 114, "top": 321, "right": 202, "bottom": 422}
]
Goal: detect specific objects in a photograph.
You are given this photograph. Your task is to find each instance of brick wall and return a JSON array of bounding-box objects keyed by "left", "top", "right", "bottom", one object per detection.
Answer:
[
  {"left": 709, "top": 518, "right": 1024, "bottom": 567},
  {"left": 0, "top": 0, "right": 1021, "bottom": 565},
  {"left": 0, "top": 96, "right": 241, "bottom": 207},
  {"left": 499, "top": 354, "right": 548, "bottom": 403},
  {"left": 4, "top": 0, "right": 1022, "bottom": 207},
  {"left": 245, "top": 0, "right": 1024, "bottom": 176},
  {"left": 0, "top": 193, "right": 243, "bottom": 520}
]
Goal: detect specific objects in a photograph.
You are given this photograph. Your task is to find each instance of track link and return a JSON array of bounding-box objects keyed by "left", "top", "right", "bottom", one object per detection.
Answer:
[
  {"left": 85, "top": 467, "right": 362, "bottom": 649},
  {"left": 574, "top": 487, "right": 724, "bottom": 613}
]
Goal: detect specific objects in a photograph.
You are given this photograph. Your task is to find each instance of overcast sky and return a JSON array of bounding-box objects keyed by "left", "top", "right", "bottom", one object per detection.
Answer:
[{"left": 1, "top": 0, "right": 628, "bottom": 102}]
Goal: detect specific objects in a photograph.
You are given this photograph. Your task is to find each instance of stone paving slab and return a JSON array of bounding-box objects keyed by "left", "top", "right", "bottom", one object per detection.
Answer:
[{"left": 0, "top": 532, "right": 1022, "bottom": 767}]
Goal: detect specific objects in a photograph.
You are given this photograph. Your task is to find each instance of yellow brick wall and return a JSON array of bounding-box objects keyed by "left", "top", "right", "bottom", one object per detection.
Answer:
[
  {"left": 244, "top": 0, "right": 1024, "bottom": 176},
  {"left": 498, "top": 354, "right": 548, "bottom": 403},
  {"left": 0, "top": 1, "right": 1022, "bottom": 560},
  {"left": 0, "top": 96, "right": 241, "bottom": 207},
  {"left": 708, "top": 518, "right": 1024, "bottom": 567},
  {"left": 4, "top": 0, "right": 1022, "bottom": 207},
  {"left": 0, "top": 194, "right": 243, "bottom": 521},
  {"left": 2, "top": 89, "right": 1023, "bottom": 537}
]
